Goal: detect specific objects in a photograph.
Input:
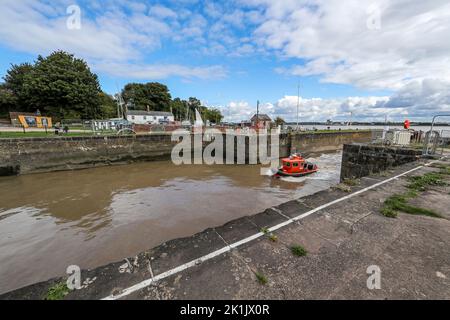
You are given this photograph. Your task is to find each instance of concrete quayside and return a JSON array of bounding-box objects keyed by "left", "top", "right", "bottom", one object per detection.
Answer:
[{"left": 1, "top": 148, "right": 449, "bottom": 300}]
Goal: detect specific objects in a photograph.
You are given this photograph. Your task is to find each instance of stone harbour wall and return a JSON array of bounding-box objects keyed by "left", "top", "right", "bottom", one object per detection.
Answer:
[
  {"left": 0, "top": 134, "right": 177, "bottom": 175},
  {"left": 340, "top": 143, "right": 422, "bottom": 181},
  {"left": 0, "top": 131, "right": 374, "bottom": 176}
]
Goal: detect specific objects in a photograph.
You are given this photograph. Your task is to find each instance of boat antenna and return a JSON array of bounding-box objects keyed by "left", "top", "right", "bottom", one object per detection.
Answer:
[{"left": 115, "top": 82, "right": 125, "bottom": 119}]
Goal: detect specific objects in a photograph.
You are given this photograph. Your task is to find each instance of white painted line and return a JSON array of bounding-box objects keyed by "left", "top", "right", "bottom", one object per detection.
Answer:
[
  {"left": 102, "top": 160, "right": 441, "bottom": 300},
  {"left": 228, "top": 232, "right": 265, "bottom": 250}
]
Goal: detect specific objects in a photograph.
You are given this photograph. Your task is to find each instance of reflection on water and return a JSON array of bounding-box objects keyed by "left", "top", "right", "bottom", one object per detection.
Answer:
[{"left": 0, "top": 152, "right": 342, "bottom": 294}]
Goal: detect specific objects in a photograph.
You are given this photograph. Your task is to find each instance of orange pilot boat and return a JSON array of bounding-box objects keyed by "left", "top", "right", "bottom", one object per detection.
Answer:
[{"left": 276, "top": 153, "right": 319, "bottom": 178}]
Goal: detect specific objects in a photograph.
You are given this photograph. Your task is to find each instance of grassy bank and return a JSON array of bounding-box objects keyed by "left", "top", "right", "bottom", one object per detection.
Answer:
[
  {"left": 0, "top": 131, "right": 95, "bottom": 139},
  {"left": 381, "top": 167, "right": 449, "bottom": 218}
]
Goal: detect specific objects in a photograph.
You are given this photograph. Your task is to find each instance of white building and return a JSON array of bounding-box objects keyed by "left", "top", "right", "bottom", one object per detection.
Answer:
[{"left": 126, "top": 110, "right": 175, "bottom": 125}]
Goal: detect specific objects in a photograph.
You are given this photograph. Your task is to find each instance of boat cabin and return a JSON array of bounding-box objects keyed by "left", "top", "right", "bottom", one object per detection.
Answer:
[{"left": 280, "top": 154, "right": 316, "bottom": 175}]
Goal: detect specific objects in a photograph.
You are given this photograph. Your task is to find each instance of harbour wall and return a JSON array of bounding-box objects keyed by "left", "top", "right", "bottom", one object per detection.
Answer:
[
  {"left": 0, "top": 131, "right": 374, "bottom": 176},
  {"left": 340, "top": 143, "right": 422, "bottom": 181}
]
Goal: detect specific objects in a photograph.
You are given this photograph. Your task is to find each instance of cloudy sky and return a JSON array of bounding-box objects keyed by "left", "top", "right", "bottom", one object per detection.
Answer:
[{"left": 1, "top": 0, "right": 449, "bottom": 122}]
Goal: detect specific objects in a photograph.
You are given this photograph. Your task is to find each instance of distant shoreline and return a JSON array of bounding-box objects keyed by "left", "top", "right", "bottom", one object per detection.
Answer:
[{"left": 285, "top": 123, "right": 450, "bottom": 126}]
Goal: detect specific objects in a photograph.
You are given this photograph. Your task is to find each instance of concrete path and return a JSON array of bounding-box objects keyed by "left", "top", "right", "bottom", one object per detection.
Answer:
[{"left": 2, "top": 157, "right": 449, "bottom": 300}]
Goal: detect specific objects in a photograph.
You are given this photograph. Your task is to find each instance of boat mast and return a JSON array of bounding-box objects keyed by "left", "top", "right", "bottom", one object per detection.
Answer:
[
  {"left": 256, "top": 100, "right": 260, "bottom": 129},
  {"left": 296, "top": 83, "right": 300, "bottom": 131}
]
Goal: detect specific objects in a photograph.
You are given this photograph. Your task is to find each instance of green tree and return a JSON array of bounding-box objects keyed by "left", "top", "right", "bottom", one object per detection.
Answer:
[
  {"left": 98, "top": 92, "right": 118, "bottom": 119},
  {"left": 1, "top": 63, "right": 34, "bottom": 113},
  {"left": 188, "top": 97, "right": 202, "bottom": 110},
  {"left": 22, "top": 51, "right": 102, "bottom": 120},
  {"left": 204, "top": 108, "right": 223, "bottom": 124},
  {"left": 122, "top": 82, "right": 172, "bottom": 111},
  {"left": 182, "top": 97, "right": 223, "bottom": 124},
  {"left": 170, "top": 98, "right": 189, "bottom": 121},
  {"left": 275, "top": 116, "right": 286, "bottom": 126},
  {"left": 0, "top": 85, "right": 17, "bottom": 116}
]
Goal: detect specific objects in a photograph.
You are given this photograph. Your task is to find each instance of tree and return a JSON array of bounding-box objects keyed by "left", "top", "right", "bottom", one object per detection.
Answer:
[
  {"left": 21, "top": 51, "right": 102, "bottom": 120},
  {"left": 170, "top": 98, "right": 189, "bottom": 121},
  {"left": 1, "top": 63, "right": 34, "bottom": 113},
  {"left": 183, "top": 97, "right": 223, "bottom": 124},
  {"left": 0, "top": 85, "right": 17, "bottom": 116},
  {"left": 275, "top": 117, "right": 286, "bottom": 126},
  {"left": 98, "top": 92, "right": 118, "bottom": 119},
  {"left": 122, "top": 82, "right": 172, "bottom": 111},
  {"left": 204, "top": 108, "right": 223, "bottom": 124}
]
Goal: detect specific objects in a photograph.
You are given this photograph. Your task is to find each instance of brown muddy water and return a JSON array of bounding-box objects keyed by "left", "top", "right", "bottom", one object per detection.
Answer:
[{"left": 0, "top": 152, "right": 342, "bottom": 294}]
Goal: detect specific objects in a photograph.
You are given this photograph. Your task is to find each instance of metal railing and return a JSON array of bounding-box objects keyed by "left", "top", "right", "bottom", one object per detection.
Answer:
[{"left": 423, "top": 115, "right": 450, "bottom": 155}]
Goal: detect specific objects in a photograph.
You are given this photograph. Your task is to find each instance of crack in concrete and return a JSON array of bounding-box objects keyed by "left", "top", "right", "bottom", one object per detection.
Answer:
[{"left": 271, "top": 207, "right": 292, "bottom": 221}]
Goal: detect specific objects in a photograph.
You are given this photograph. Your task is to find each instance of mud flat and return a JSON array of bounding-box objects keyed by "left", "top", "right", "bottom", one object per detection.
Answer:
[{"left": 2, "top": 155, "right": 449, "bottom": 300}]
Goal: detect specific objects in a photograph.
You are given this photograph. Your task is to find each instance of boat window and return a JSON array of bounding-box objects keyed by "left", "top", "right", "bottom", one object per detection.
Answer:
[
  {"left": 284, "top": 162, "right": 291, "bottom": 167},
  {"left": 304, "top": 163, "right": 308, "bottom": 169},
  {"left": 293, "top": 162, "right": 299, "bottom": 167}
]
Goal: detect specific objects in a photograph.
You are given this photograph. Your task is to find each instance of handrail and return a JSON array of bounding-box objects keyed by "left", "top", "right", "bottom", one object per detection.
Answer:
[{"left": 424, "top": 114, "right": 450, "bottom": 155}]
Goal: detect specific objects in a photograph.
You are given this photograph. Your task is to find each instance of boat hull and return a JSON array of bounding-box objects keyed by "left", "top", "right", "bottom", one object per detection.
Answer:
[{"left": 276, "top": 169, "right": 318, "bottom": 177}]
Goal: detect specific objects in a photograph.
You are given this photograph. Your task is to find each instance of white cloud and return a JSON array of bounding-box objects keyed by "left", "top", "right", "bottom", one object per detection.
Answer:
[
  {"left": 149, "top": 5, "right": 178, "bottom": 19},
  {"left": 0, "top": 0, "right": 226, "bottom": 80},
  {"left": 2, "top": 0, "right": 450, "bottom": 114},
  {"left": 215, "top": 79, "right": 450, "bottom": 122},
  {"left": 244, "top": 0, "right": 450, "bottom": 90},
  {"left": 94, "top": 62, "right": 227, "bottom": 80}
]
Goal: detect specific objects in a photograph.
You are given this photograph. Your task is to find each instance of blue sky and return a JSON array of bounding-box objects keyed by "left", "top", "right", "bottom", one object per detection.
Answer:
[{"left": 1, "top": 0, "right": 449, "bottom": 122}]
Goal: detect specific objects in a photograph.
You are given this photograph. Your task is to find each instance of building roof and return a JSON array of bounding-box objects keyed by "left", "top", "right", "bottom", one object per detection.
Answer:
[
  {"left": 127, "top": 110, "right": 174, "bottom": 117},
  {"left": 251, "top": 114, "right": 272, "bottom": 121}
]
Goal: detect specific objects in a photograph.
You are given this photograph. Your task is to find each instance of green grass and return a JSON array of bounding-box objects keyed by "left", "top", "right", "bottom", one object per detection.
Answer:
[
  {"left": 260, "top": 227, "right": 270, "bottom": 235},
  {"left": 334, "top": 183, "right": 352, "bottom": 193},
  {"left": 255, "top": 272, "right": 268, "bottom": 285},
  {"left": 407, "top": 172, "right": 447, "bottom": 192},
  {"left": 382, "top": 194, "right": 442, "bottom": 219},
  {"left": 381, "top": 206, "right": 397, "bottom": 218},
  {"left": 378, "top": 171, "right": 390, "bottom": 177},
  {"left": 343, "top": 178, "right": 360, "bottom": 187},
  {"left": 45, "top": 281, "right": 69, "bottom": 300},
  {"left": 380, "top": 170, "right": 448, "bottom": 219},
  {"left": 291, "top": 245, "right": 308, "bottom": 257},
  {"left": 0, "top": 131, "right": 94, "bottom": 139},
  {"left": 429, "top": 164, "right": 450, "bottom": 175},
  {"left": 268, "top": 233, "right": 278, "bottom": 242}
]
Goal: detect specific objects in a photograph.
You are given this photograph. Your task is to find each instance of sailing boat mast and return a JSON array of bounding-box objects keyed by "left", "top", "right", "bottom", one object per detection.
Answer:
[{"left": 296, "top": 83, "right": 300, "bottom": 131}]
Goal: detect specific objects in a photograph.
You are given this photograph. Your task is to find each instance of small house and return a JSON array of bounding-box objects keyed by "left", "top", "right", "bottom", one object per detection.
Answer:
[
  {"left": 126, "top": 110, "right": 174, "bottom": 125},
  {"left": 251, "top": 114, "right": 272, "bottom": 129}
]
